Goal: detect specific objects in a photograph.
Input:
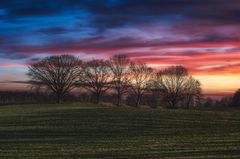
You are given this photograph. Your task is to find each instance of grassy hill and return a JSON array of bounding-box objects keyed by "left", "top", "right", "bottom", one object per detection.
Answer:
[{"left": 0, "top": 104, "right": 240, "bottom": 159}]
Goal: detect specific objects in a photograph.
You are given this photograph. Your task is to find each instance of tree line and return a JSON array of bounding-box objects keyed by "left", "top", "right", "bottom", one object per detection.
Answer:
[{"left": 27, "top": 54, "right": 202, "bottom": 109}]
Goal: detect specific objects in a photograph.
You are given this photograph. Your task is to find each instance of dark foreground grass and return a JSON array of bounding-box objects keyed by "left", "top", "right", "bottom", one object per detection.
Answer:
[{"left": 0, "top": 104, "right": 240, "bottom": 159}]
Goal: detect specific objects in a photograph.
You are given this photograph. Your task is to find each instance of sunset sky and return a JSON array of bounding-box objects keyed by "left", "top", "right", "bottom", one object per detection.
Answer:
[{"left": 1, "top": 0, "right": 240, "bottom": 97}]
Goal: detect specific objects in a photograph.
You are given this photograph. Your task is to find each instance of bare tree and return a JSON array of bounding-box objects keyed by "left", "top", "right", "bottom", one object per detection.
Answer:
[
  {"left": 81, "top": 59, "right": 112, "bottom": 104},
  {"left": 129, "top": 62, "right": 153, "bottom": 107},
  {"left": 154, "top": 66, "right": 187, "bottom": 108},
  {"left": 27, "top": 55, "right": 82, "bottom": 103},
  {"left": 182, "top": 76, "right": 202, "bottom": 109},
  {"left": 154, "top": 66, "right": 201, "bottom": 109},
  {"left": 110, "top": 54, "right": 131, "bottom": 106}
]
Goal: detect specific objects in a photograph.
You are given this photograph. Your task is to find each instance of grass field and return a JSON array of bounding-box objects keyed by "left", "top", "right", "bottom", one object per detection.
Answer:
[{"left": 0, "top": 104, "right": 240, "bottom": 159}]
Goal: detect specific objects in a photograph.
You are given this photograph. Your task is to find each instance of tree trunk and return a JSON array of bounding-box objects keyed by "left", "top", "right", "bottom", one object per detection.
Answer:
[
  {"left": 186, "top": 96, "right": 192, "bottom": 109},
  {"left": 56, "top": 93, "right": 61, "bottom": 104},
  {"left": 186, "top": 100, "right": 190, "bottom": 109},
  {"left": 135, "top": 93, "right": 141, "bottom": 107},
  {"left": 170, "top": 100, "right": 176, "bottom": 109},
  {"left": 116, "top": 91, "right": 121, "bottom": 106},
  {"left": 96, "top": 92, "right": 100, "bottom": 104}
]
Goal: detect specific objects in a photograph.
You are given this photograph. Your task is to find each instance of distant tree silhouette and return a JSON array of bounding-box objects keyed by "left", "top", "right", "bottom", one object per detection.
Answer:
[
  {"left": 202, "top": 98, "right": 214, "bottom": 107},
  {"left": 129, "top": 62, "right": 153, "bottom": 107},
  {"left": 27, "top": 55, "right": 82, "bottom": 103},
  {"left": 110, "top": 54, "right": 131, "bottom": 106},
  {"left": 81, "top": 59, "right": 112, "bottom": 104},
  {"left": 215, "top": 96, "right": 232, "bottom": 107},
  {"left": 154, "top": 66, "right": 201, "bottom": 109},
  {"left": 231, "top": 89, "right": 240, "bottom": 106}
]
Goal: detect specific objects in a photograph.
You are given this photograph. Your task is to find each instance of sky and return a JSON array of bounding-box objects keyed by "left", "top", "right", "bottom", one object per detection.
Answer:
[{"left": 1, "top": 0, "right": 240, "bottom": 97}]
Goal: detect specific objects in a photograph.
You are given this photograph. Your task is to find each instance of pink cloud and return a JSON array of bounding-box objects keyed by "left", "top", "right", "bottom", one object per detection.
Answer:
[{"left": 0, "top": 63, "right": 27, "bottom": 68}]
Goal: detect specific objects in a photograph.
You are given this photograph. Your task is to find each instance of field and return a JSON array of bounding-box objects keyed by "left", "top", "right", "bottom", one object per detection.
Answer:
[{"left": 0, "top": 104, "right": 240, "bottom": 159}]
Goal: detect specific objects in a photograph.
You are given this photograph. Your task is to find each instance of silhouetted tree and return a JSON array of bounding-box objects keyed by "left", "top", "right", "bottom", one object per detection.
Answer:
[
  {"left": 231, "top": 89, "right": 240, "bottom": 106},
  {"left": 215, "top": 96, "right": 232, "bottom": 107},
  {"left": 129, "top": 62, "right": 153, "bottom": 107},
  {"left": 81, "top": 59, "right": 112, "bottom": 104},
  {"left": 202, "top": 97, "right": 214, "bottom": 107},
  {"left": 182, "top": 76, "right": 202, "bottom": 109},
  {"left": 154, "top": 66, "right": 201, "bottom": 109},
  {"left": 27, "top": 55, "right": 82, "bottom": 103},
  {"left": 110, "top": 54, "right": 131, "bottom": 106}
]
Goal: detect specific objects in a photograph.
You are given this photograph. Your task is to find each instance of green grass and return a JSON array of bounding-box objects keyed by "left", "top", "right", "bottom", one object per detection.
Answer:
[{"left": 0, "top": 103, "right": 240, "bottom": 159}]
